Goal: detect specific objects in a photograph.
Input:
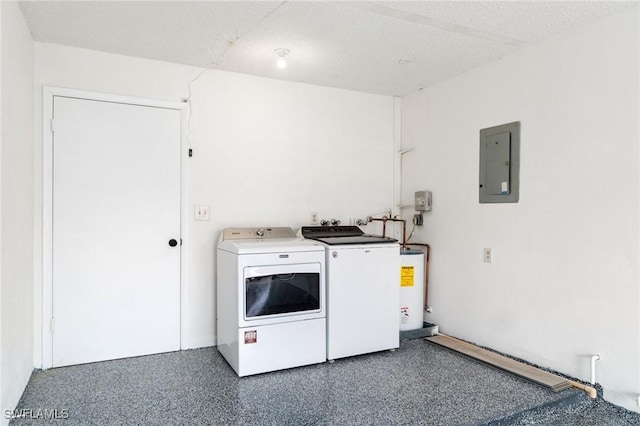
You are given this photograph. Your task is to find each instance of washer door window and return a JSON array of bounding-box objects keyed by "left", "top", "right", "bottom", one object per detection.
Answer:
[{"left": 244, "top": 264, "right": 322, "bottom": 321}]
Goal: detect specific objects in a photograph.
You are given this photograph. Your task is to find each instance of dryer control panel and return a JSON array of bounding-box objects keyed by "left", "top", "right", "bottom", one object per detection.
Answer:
[{"left": 222, "top": 227, "right": 297, "bottom": 240}]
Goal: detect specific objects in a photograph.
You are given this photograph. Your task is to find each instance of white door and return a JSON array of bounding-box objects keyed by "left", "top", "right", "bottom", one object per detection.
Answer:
[{"left": 51, "top": 96, "right": 181, "bottom": 367}]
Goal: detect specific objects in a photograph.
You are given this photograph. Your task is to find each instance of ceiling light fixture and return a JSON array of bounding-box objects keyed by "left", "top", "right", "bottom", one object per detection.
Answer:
[{"left": 274, "top": 48, "right": 289, "bottom": 69}]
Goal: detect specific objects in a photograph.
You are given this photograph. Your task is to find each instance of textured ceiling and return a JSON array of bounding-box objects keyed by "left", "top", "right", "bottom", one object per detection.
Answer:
[{"left": 18, "top": 1, "right": 633, "bottom": 96}]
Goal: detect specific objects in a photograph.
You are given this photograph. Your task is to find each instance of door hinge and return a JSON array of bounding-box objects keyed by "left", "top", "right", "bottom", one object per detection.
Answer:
[
  {"left": 50, "top": 318, "right": 55, "bottom": 332},
  {"left": 50, "top": 118, "right": 56, "bottom": 133}
]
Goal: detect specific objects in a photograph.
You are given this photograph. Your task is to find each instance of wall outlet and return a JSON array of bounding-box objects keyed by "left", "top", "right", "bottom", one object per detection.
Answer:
[
  {"left": 483, "top": 248, "right": 493, "bottom": 263},
  {"left": 195, "top": 205, "right": 210, "bottom": 221},
  {"left": 311, "top": 212, "right": 318, "bottom": 225}
]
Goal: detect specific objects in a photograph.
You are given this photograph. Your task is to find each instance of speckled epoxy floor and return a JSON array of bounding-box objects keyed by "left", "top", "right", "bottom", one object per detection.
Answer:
[{"left": 9, "top": 339, "right": 640, "bottom": 425}]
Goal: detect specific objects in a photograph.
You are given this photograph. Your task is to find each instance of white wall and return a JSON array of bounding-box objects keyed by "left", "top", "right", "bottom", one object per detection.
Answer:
[
  {"left": 399, "top": 89, "right": 428, "bottom": 211},
  {"left": 402, "top": 7, "right": 639, "bottom": 411},
  {"left": 1, "top": 2, "right": 34, "bottom": 423},
  {"left": 0, "top": 3, "right": 4, "bottom": 421},
  {"left": 33, "top": 43, "right": 394, "bottom": 360}
]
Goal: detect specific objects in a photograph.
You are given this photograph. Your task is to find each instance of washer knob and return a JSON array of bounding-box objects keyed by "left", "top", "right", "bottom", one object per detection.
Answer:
[{"left": 256, "top": 228, "right": 265, "bottom": 237}]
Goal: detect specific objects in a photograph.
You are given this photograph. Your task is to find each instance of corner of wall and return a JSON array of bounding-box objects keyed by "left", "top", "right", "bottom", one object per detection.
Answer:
[
  {"left": 400, "top": 7, "right": 639, "bottom": 409},
  {"left": 0, "top": 2, "right": 4, "bottom": 424},
  {"left": 1, "top": 1, "right": 35, "bottom": 422}
]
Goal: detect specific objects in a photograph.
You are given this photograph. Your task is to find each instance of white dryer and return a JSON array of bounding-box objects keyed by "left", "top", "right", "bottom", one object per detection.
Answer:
[
  {"left": 301, "top": 226, "right": 400, "bottom": 361},
  {"left": 217, "top": 227, "right": 326, "bottom": 376}
]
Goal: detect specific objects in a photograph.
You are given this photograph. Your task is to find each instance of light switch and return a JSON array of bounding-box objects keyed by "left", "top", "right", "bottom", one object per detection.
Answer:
[{"left": 194, "top": 205, "right": 210, "bottom": 221}]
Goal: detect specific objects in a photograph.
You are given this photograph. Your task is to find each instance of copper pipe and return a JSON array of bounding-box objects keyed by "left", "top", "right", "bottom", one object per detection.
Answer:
[
  {"left": 368, "top": 217, "right": 389, "bottom": 238},
  {"left": 368, "top": 216, "right": 431, "bottom": 311},
  {"left": 408, "top": 243, "right": 430, "bottom": 312},
  {"left": 368, "top": 216, "right": 408, "bottom": 249}
]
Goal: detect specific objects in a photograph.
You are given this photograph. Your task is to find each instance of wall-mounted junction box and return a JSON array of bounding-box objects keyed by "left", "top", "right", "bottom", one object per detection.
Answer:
[
  {"left": 479, "top": 121, "right": 520, "bottom": 203},
  {"left": 415, "top": 190, "right": 432, "bottom": 211}
]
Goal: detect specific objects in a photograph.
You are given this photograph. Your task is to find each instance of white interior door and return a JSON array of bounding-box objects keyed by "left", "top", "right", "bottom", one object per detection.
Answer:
[{"left": 51, "top": 95, "right": 181, "bottom": 367}]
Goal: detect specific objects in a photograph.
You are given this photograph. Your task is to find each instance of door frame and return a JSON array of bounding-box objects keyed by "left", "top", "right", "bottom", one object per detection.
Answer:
[{"left": 42, "top": 86, "right": 189, "bottom": 369}]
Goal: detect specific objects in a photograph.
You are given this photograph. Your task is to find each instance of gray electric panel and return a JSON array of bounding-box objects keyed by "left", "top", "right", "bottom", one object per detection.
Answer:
[{"left": 479, "top": 121, "right": 520, "bottom": 203}]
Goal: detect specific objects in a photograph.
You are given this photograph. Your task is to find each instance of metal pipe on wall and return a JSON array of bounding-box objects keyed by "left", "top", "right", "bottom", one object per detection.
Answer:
[
  {"left": 408, "top": 243, "right": 431, "bottom": 312},
  {"left": 367, "top": 216, "right": 431, "bottom": 313},
  {"left": 368, "top": 216, "right": 407, "bottom": 249},
  {"left": 590, "top": 354, "right": 600, "bottom": 385}
]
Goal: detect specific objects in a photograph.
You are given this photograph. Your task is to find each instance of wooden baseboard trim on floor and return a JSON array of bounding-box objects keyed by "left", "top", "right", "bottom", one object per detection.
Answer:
[{"left": 426, "top": 333, "right": 572, "bottom": 392}]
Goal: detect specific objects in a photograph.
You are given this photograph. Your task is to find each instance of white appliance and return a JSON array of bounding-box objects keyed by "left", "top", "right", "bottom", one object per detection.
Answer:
[
  {"left": 217, "top": 227, "right": 326, "bottom": 377},
  {"left": 301, "top": 226, "right": 400, "bottom": 361}
]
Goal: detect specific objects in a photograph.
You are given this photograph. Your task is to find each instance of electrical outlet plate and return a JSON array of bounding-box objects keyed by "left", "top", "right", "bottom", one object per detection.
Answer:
[
  {"left": 311, "top": 212, "right": 318, "bottom": 225},
  {"left": 195, "top": 205, "right": 210, "bottom": 221},
  {"left": 483, "top": 248, "right": 493, "bottom": 263}
]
